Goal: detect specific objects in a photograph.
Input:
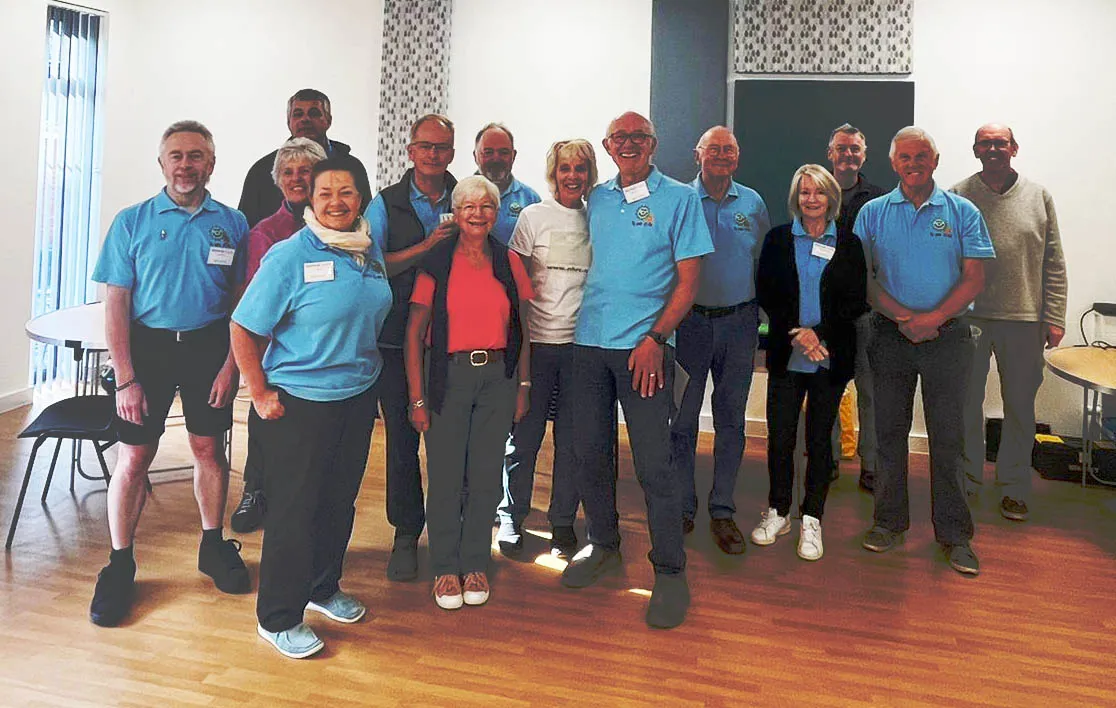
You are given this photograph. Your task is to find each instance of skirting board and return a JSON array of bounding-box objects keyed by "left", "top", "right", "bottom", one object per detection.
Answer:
[{"left": 0, "top": 387, "right": 32, "bottom": 415}]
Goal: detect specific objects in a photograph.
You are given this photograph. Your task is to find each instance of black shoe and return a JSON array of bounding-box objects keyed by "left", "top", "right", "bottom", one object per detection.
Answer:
[
  {"left": 560, "top": 544, "right": 621, "bottom": 588},
  {"left": 829, "top": 462, "right": 841, "bottom": 483},
  {"left": 230, "top": 489, "right": 266, "bottom": 534},
  {"left": 645, "top": 572, "right": 690, "bottom": 629},
  {"left": 858, "top": 468, "right": 875, "bottom": 493},
  {"left": 387, "top": 536, "right": 419, "bottom": 582},
  {"left": 90, "top": 561, "right": 136, "bottom": 627},
  {"left": 550, "top": 525, "right": 578, "bottom": 560},
  {"left": 495, "top": 520, "right": 524, "bottom": 558},
  {"left": 682, "top": 517, "right": 695, "bottom": 535},
  {"left": 198, "top": 538, "right": 251, "bottom": 594}
]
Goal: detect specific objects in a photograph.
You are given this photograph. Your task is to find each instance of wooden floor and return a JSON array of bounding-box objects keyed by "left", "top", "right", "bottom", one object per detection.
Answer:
[{"left": 2, "top": 399, "right": 1116, "bottom": 707}]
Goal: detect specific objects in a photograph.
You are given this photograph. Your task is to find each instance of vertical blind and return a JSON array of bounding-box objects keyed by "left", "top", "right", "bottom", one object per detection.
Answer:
[{"left": 30, "top": 5, "right": 106, "bottom": 387}]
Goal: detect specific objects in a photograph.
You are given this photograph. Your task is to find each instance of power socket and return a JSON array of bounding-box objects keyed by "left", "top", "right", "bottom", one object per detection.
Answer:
[{"left": 1093, "top": 302, "right": 1116, "bottom": 317}]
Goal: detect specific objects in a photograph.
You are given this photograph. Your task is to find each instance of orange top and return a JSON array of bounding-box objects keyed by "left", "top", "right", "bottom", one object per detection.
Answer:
[{"left": 411, "top": 249, "right": 534, "bottom": 352}]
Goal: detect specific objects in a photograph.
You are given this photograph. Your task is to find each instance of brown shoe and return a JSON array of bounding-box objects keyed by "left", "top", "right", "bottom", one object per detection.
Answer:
[{"left": 710, "top": 518, "right": 746, "bottom": 555}]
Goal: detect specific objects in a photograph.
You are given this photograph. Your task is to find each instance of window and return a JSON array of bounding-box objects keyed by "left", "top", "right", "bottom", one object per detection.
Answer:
[{"left": 30, "top": 4, "right": 107, "bottom": 389}]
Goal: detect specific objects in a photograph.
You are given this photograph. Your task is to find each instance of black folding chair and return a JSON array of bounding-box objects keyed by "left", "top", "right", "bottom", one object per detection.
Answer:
[{"left": 6, "top": 394, "right": 117, "bottom": 549}]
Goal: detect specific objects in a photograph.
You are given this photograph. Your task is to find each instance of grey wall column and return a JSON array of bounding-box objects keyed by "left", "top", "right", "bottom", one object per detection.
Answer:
[
  {"left": 650, "top": 0, "right": 730, "bottom": 182},
  {"left": 377, "top": 0, "right": 454, "bottom": 190}
]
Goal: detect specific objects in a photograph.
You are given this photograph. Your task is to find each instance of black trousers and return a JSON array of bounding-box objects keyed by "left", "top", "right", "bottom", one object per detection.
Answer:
[
  {"left": 378, "top": 347, "right": 425, "bottom": 539},
  {"left": 254, "top": 385, "right": 378, "bottom": 633},
  {"left": 765, "top": 369, "right": 845, "bottom": 519}
]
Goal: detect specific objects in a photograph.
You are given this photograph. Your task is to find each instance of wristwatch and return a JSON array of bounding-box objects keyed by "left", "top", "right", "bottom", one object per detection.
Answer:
[{"left": 646, "top": 330, "right": 668, "bottom": 346}]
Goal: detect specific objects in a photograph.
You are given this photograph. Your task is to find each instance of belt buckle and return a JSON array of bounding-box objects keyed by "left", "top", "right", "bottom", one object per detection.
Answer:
[{"left": 469, "top": 350, "right": 489, "bottom": 367}]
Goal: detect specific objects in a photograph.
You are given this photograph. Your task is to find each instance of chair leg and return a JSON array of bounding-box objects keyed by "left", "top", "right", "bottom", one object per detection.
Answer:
[
  {"left": 40, "top": 438, "right": 65, "bottom": 504},
  {"left": 7, "top": 437, "right": 47, "bottom": 550},
  {"left": 93, "top": 441, "right": 113, "bottom": 489}
]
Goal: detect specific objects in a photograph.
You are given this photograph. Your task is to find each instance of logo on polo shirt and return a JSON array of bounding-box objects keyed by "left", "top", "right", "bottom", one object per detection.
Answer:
[
  {"left": 733, "top": 212, "right": 750, "bottom": 229},
  {"left": 930, "top": 218, "right": 953, "bottom": 238},
  {"left": 634, "top": 205, "right": 654, "bottom": 227},
  {"left": 509, "top": 201, "right": 523, "bottom": 216},
  {"left": 209, "top": 225, "right": 232, "bottom": 248}
]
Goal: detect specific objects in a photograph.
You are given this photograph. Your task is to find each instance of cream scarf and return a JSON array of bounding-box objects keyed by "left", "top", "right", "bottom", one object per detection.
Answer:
[{"left": 303, "top": 207, "right": 373, "bottom": 267}]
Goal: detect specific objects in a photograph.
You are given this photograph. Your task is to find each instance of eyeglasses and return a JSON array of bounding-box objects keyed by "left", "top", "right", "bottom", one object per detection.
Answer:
[
  {"left": 831, "top": 145, "right": 863, "bottom": 154},
  {"left": 699, "top": 144, "right": 738, "bottom": 157},
  {"left": 975, "top": 139, "right": 1012, "bottom": 149},
  {"left": 607, "top": 132, "right": 654, "bottom": 146},
  {"left": 479, "top": 148, "right": 513, "bottom": 159},
  {"left": 457, "top": 203, "right": 496, "bottom": 216},
  {"left": 410, "top": 142, "right": 454, "bottom": 154}
]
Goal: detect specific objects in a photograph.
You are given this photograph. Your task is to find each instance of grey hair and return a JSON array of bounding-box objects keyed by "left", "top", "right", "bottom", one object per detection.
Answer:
[
  {"left": 889, "top": 126, "right": 939, "bottom": 159},
  {"left": 452, "top": 174, "right": 500, "bottom": 211},
  {"left": 271, "top": 137, "right": 328, "bottom": 186},
  {"left": 159, "top": 120, "right": 215, "bottom": 154},
  {"left": 410, "top": 113, "right": 455, "bottom": 141},
  {"left": 287, "top": 88, "right": 331, "bottom": 118},
  {"left": 474, "top": 122, "right": 515, "bottom": 148},
  {"left": 828, "top": 122, "right": 866, "bottom": 149},
  {"left": 787, "top": 164, "right": 842, "bottom": 223}
]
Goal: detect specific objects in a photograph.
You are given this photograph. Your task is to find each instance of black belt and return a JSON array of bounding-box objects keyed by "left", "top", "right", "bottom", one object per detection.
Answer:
[
  {"left": 448, "top": 349, "right": 505, "bottom": 366},
  {"left": 132, "top": 318, "right": 228, "bottom": 343},
  {"left": 692, "top": 300, "right": 753, "bottom": 319}
]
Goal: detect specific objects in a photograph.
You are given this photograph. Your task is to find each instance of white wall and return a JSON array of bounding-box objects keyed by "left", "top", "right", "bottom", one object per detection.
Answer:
[
  {"left": 911, "top": 0, "right": 1116, "bottom": 434},
  {"left": 447, "top": 0, "right": 653, "bottom": 193}
]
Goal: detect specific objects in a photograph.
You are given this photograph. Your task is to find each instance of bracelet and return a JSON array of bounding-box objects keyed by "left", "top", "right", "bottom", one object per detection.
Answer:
[
  {"left": 518, "top": 381, "right": 532, "bottom": 388},
  {"left": 410, "top": 399, "right": 426, "bottom": 410},
  {"left": 115, "top": 378, "right": 137, "bottom": 392}
]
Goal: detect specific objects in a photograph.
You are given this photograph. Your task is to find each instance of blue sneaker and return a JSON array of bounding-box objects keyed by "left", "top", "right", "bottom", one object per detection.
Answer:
[
  {"left": 257, "top": 622, "right": 324, "bottom": 659},
  {"left": 306, "top": 590, "right": 366, "bottom": 623}
]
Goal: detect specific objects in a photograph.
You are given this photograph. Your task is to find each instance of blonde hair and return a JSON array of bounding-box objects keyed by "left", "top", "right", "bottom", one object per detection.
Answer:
[
  {"left": 544, "top": 139, "right": 598, "bottom": 200},
  {"left": 787, "top": 164, "right": 842, "bottom": 223}
]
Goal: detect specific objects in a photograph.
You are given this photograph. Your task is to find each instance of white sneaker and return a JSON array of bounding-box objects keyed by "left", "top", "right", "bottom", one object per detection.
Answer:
[
  {"left": 750, "top": 508, "right": 791, "bottom": 546},
  {"left": 798, "top": 515, "right": 824, "bottom": 561}
]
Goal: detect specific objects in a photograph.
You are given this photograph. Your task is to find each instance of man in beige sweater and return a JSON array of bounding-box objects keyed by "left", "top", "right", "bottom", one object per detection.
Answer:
[{"left": 952, "top": 124, "right": 1068, "bottom": 522}]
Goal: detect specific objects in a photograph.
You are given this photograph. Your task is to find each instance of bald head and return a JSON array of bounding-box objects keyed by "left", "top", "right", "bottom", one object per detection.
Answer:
[
  {"left": 607, "top": 111, "right": 655, "bottom": 138},
  {"left": 696, "top": 126, "right": 736, "bottom": 150},
  {"left": 603, "top": 111, "right": 657, "bottom": 184},
  {"left": 695, "top": 125, "right": 739, "bottom": 184},
  {"left": 973, "top": 123, "right": 1018, "bottom": 175},
  {"left": 974, "top": 123, "right": 1016, "bottom": 147}
]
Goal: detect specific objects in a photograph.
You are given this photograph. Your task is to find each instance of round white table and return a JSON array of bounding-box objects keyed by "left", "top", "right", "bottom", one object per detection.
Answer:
[
  {"left": 25, "top": 301, "right": 106, "bottom": 353},
  {"left": 1044, "top": 345, "right": 1116, "bottom": 486}
]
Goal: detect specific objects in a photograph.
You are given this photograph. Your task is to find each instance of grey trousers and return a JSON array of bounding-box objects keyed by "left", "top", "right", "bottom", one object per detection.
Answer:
[
  {"left": 424, "top": 358, "right": 517, "bottom": 577},
  {"left": 961, "top": 317, "right": 1044, "bottom": 502},
  {"left": 870, "top": 315, "right": 975, "bottom": 545}
]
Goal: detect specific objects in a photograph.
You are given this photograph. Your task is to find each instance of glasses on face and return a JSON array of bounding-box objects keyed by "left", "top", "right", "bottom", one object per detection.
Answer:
[
  {"left": 479, "top": 148, "right": 513, "bottom": 159},
  {"left": 608, "top": 132, "right": 654, "bottom": 147},
  {"left": 458, "top": 203, "right": 496, "bottom": 216},
  {"left": 410, "top": 142, "right": 454, "bottom": 154},
  {"left": 699, "top": 144, "right": 738, "bottom": 157},
  {"left": 975, "top": 139, "right": 1012, "bottom": 150},
  {"left": 832, "top": 145, "right": 863, "bottom": 155}
]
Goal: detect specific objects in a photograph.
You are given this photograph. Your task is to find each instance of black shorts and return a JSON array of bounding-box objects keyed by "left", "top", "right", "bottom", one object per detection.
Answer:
[{"left": 113, "top": 320, "right": 233, "bottom": 446}]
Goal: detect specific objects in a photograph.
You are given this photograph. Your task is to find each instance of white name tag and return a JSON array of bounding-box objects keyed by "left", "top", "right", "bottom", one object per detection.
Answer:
[
  {"left": 439, "top": 212, "right": 455, "bottom": 224},
  {"left": 303, "top": 261, "right": 335, "bottom": 283},
  {"left": 811, "top": 242, "right": 836, "bottom": 261},
  {"left": 622, "top": 181, "right": 650, "bottom": 203},
  {"left": 207, "top": 246, "right": 235, "bottom": 266}
]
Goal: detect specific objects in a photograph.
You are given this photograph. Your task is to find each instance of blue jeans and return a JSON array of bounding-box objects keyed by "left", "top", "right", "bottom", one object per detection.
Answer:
[
  {"left": 498, "top": 343, "right": 581, "bottom": 527},
  {"left": 670, "top": 303, "right": 759, "bottom": 521},
  {"left": 869, "top": 315, "right": 976, "bottom": 545},
  {"left": 569, "top": 344, "right": 684, "bottom": 575}
]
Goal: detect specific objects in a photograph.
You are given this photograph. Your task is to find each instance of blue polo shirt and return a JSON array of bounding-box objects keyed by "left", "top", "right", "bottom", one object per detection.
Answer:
[
  {"left": 691, "top": 176, "right": 769, "bottom": 307},
  {"left": 491, "top": 177, "right": 542, "bottom": 245},
  {"left": 232, "top": 227, "right": 392, "bottom": 402},
  {"left": 788, "top": 218, "right": 835, "bottom": 374},
  {"left": 92, "top": 189, "right": 248, "bottom": 331},
  {"left": 854, "top": 185, "right": 995, "bottom": 312},
  {"left": 364, "top": 177, "right": 452, "bottom": 253},
  {"left": 576, "top": 167, "right": 714, "bottom": 349}
]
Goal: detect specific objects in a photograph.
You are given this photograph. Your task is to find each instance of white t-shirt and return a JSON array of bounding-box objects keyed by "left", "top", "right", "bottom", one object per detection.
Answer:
[{"left": 508, "top": 199, "right": 591, "bottom": 344}]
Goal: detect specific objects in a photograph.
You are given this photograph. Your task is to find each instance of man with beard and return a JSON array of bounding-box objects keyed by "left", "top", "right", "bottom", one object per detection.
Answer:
[
  {"left": 238, "top": 88, "right": 371, "bottom": 228},
  {"left": 953, "top": 124, "right": 1067, "bottom": 522},
  {"left": 89, "top": 121, "right": 251, "bottom": 627},
  {"left": 855, "top": 126, "right": 994, "bottom": 576},
  {"left": 827, "top": 123, "right": 886, "bottom": 492},
  {"left": 473, "top": 123, "right": 541, "bottom": 245},
  {"left": 562, "top": 111, "right": 712, "bottom": 629}
]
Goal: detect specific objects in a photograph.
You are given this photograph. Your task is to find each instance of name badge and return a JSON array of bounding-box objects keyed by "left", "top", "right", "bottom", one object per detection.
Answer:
[
  {"left": 439, "top": 213, "right": 455, "bottom": 224},
  {"left": 622, "top": 181, "right": 650, "bottom": 203},
  {"left": 207, "top": 246, "right": 235, "bottom": 266},
  {"left": 811, "top": 242, "right": 836, "bottom": 261},
  {"left": 304, "top": 261, "right": 335, "bottom": 283}
]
